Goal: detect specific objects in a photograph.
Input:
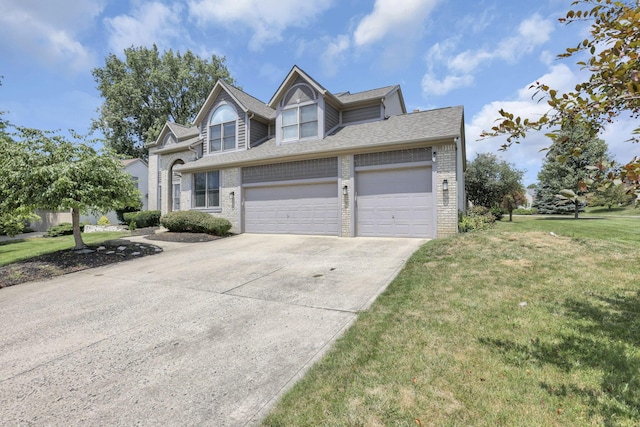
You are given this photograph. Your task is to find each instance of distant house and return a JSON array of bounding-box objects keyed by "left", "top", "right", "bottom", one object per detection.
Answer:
[
  {"left": 524, "top": 188, "right": 536, "bottom": 209},
  {"left": 80, "top": 158, "right": 148, "bottom": 224},
  {"left": 147, "top": 65, "right": 467, "bottom": 238}
]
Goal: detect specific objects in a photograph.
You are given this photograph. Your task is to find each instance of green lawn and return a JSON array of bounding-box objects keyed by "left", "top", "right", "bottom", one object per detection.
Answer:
[
  {"left": 263, "top": 216, "right": 640, "bottom": 426},
  {"left": 0, "top": 232, "right": 128, "bottom": 266},
  {"left": 584, "top": 204, "right": 639, "bottom": 217}
]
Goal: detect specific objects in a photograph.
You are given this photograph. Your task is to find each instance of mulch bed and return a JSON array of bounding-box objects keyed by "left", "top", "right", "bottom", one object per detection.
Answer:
[{"left": 0, "top": 232, "right": 222, "bottom": 289}]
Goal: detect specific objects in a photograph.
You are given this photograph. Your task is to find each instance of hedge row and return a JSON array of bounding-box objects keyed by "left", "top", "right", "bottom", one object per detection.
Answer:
[
  {"left": 123, "top": 210, "right": 161, "bottom": 228},
  {"left": 160, "top": 211, "right": 231, "bottom": 236}
]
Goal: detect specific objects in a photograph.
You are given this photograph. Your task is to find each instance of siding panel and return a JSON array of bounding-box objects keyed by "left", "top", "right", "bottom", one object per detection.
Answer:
[{"left": 342, "top": 105, "right": 381, "bottom": 124}]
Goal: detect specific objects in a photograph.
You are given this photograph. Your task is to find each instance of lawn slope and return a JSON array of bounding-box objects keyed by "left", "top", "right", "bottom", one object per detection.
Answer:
[{"left": 264, "top": 217, "right": 640, "bottom": 426}]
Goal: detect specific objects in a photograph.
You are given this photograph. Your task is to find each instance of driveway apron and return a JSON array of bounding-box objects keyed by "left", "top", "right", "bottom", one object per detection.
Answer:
[{"left": 0, "top": 234, "right": 424, "bottom": 426}]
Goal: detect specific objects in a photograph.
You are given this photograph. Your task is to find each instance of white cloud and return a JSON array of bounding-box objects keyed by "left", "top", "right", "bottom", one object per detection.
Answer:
[
  {"left": 321, "top": 34, "right": 351, "bottom": 76},
  {"left": 422, "top": 73, "right": 474, "bottom": 96},
  {"left": 353, "top": 0, "right": 440, "bottom": 47},
  {"left": 424, "top": 13, "right": 555, "bottom": 97},
  {"left": 466, "top": 63, "right": 582, "bottom": 185},
  {"left": 0, "top": 0, "right": 104, "bottom": 71},
  {"left": 105, "top": 2, "right": 185, "bottom": 54},
  {"left": 188, "top": 0, "right": 334, "bottom": 50}
]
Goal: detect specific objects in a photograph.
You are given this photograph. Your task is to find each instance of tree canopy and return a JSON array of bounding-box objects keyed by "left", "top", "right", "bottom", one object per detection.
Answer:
[
  {"left": 482, "top": 0, "right": 640, "bottom": 186},
  {"left": 92, "top": 45, "right": 235, "bottom": 158},
  {"left": 465, "top": 153, "right": 524, "bottom": 209},
  {"left": 534, "top": 121, "right": 610, "bottom": 217},
  {"left": 0, "top": 126, "right": 140, "bottom": 248}
]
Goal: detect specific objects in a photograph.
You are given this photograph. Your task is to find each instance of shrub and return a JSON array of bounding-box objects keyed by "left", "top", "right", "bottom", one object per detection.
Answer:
[
  {"left": 489, "top": 206, "right": 504, "bottom": 221},
  {"left": 160, "top": 211, "right": 232, "bottom": 236},
  {"left": 123, "top": 210, "right": 161, "bottom": 228},
  {"left": 97, "top": 215, "right": 111, "bottom": 225},
  {"left": 459, "top": 207, "right": 496, "bottom": 233},
  {"left": 116, "top": 199, "right": 143, "bottom": 224},
  {"left": 44, "top": 222, "right": 85, "bottom": 237}
]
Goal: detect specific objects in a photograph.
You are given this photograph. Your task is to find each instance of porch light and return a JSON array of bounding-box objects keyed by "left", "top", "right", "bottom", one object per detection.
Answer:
[
  {"left": 432, "top": 150, "right": 437, "bottom": 162},
  {"left": 229, "top": 191, "right": 235, "bottom": 200},
  {"left": 343, "top": 185, "right": 348, "bottom": 196},
  {"left": 443, "top": 179, "right": 449, "bottom": 191}
]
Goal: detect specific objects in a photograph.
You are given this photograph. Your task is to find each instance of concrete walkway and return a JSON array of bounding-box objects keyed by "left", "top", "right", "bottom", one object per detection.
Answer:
[{"left": 0, "top": 234, "right": 424, "bottom": 426}]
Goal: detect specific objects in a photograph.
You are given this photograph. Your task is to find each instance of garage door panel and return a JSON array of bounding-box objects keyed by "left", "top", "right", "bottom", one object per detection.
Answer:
[
  {"left": 244, "top": 183, "right": 338, "bottom": 235},
  {"left": 356, "top": 167, "right": 434, "bottom": 238}
]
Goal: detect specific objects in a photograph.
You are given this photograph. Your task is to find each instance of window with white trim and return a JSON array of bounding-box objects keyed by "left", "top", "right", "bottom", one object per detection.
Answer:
[
  {"left": 281, "top": 104, "right": 318, "bottom": 141},
  {"left": 209, "top": 105, "right": 237, "bottom": 153},
  {"left": 193, "top": 171, "right": 220, "bottom": 208}
]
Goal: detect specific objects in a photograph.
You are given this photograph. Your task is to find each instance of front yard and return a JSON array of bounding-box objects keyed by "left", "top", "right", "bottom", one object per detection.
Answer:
[{"left": 264, "top": 216, "right": 640, "bottom": 426}]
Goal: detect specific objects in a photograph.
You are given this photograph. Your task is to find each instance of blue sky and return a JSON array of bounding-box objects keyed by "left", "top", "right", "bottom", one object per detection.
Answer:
[{"left": 0, "top": 0, "right": 635, "bottom": 186}]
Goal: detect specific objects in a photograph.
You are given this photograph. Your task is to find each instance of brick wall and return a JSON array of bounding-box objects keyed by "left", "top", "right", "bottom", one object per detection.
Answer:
[
  {"left": 340, "top": 155, "right": 354, "bottom": 237},
  {"left": 436, "top": 143, "right": 458, "bottom": 237}
]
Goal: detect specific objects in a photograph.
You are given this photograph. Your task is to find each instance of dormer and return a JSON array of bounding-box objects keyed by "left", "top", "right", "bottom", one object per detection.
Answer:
[
  {"left": 193, "top": 80, "right": 275, "bottom": 155},
  {"left": 269, "top": 66, "right": 341, "bottom": 146}
]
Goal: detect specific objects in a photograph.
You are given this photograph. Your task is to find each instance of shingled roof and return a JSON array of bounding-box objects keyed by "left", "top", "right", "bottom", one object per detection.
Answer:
[{"left": 177, "top": 106, "right": 463, "bottom": 172}]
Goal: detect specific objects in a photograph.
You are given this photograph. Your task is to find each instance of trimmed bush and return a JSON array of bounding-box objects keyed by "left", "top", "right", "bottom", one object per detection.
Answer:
[
  {"left": 116, "top": 199, "right": 143, "bottom": 224},
  {"left": 160, "top": 211, "right": 232, "bottom": 236},
  {"left": 459, "top": 207, "right": 496, "bottom": 233},
  {"left": 45, "top": 222, "right": 85, "bottom": 237},
  {"left": 123, "top": 210, "right": 161, "bottom": 228}
]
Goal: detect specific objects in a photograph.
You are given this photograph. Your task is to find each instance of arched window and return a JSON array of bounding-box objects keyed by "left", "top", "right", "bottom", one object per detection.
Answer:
[{"left": 209, "top": 104, "right": 237, "bottom": 153}]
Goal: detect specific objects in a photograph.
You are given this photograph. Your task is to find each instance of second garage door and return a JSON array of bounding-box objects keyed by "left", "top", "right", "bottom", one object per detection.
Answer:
[
  {"left": 356, "top": 166, "right": 434, "bottom": 238},
  {"left": 244, "top": 182, "right": 339, "bottom": 235}
]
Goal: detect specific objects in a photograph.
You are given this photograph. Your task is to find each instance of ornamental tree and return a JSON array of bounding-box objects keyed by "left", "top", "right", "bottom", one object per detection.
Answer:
[
  {"left": 0, "top": 127, "right": 140, "bottom": 249},
  {"left": 482, "top": 0, "right": 640, "bottom": 186}
]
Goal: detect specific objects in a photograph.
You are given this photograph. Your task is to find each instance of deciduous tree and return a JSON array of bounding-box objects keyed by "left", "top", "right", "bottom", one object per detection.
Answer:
[
  {"left": 501, "top": 190, "right": 527, "bottom": 222},
  {"left": 92, "top": 45, "right": 235, "bottom": 158},
  {"left": 465, "top": 153, "right": 524, "bottom": 209},
  {"left": 0, "top": 127, "right": 140, "bottom": 248}
]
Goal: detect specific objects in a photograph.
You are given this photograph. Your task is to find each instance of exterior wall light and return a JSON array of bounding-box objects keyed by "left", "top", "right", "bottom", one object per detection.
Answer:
[
  {"left": 343, "top": 185, "right": 348, "bottom": 196},
  {"left": 432, "top": 150, "right": 437, "bottom": 162},
  {"left": 229, "top": 191, "right": 235, "bottom": 199},
  {"left": 443, "top": 179, "right": 449, "bottom": 191}
]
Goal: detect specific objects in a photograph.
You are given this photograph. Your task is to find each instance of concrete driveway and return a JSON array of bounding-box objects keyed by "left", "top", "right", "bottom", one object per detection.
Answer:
[{"left": 0, "top": 234, "right": 424, "bottom": 426}]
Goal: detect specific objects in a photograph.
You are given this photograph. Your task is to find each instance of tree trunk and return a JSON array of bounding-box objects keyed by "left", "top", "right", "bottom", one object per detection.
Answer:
[
  {"left": 574, "top": 201, "right": 579, "bottom": 219},
  {"left": 509, "top": 210, "right": 513, "bottom": 222},
  {"left": 71, "top": 207, "right": 85, "bottom": 249}
]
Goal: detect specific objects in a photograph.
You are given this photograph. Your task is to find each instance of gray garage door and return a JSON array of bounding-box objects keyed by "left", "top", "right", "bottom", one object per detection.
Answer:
[
  {"left": 356, "top": 166, "right": 434, "bottom": 238},
  {"left": 244, "top": 182, "right": 339, "bottom": 235}
]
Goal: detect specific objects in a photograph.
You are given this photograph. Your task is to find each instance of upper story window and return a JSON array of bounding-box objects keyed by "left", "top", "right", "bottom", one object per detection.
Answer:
[
  {"left": 278, "top": 83, "right": 321, "bottom": 144},
  {"left": 209, "top": 105, "right": 237, "bottom": 153},
  {"left": 282, "top": 104, "right": 318, "bottom": 141}
]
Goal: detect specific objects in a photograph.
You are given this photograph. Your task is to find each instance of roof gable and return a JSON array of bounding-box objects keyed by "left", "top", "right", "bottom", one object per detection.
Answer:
[
  {"left": 268, "top": 65, "right": 340, "bottom": 109},
  {"left": 194, "top": 80, "right": 274, "bottom": 127}
]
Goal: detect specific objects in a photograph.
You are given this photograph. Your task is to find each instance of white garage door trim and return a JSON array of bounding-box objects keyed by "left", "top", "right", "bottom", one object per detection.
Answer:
[
  {"left": 356, "top": 166, "right": 435, "bottom": 238},
  {"left": 243, "top": 180, "right": 339, "bottom": 236}
]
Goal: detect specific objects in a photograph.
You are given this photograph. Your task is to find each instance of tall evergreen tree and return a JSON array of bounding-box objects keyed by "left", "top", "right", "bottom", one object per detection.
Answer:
[
  {"left": 534, "top": 121, "right": 610, "bottom": 216},
  {"left": 92, "top": 45, "right": 235, "bottom": 158}
]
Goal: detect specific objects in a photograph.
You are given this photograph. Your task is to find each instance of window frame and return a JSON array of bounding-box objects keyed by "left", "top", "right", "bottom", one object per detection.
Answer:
[
  {"left": 208, "top": 105, "right": 238, "bottom": 154},
  {"left": 193, "top": 171, "right": 220, "bottom": 209},
  {"left": 280, "top": 101, "right": 319, "bottom": 142}
]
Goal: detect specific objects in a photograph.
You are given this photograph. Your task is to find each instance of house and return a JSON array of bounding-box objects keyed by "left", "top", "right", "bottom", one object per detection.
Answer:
[
  {"left": 147, "top": 66, "right": 466, "bottom": 238},
  {"left": 80, "top": 158, "right": 149, "bottom": 224},
  {"left": 524, "top": 188, "right": 536, "bottom": 209}
]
